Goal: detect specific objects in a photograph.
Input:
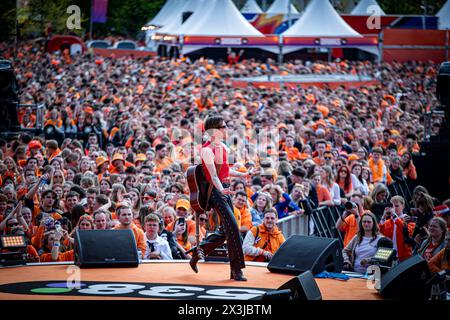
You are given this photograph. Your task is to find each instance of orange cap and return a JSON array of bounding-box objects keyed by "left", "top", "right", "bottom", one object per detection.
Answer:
[
  {"left": 176, "top": 199, "right": 191, "bottom": 210},
  {"left": 111, "top": 153, "right": 125, "bottom": 163},
  {"left": 28, "top": 140, "right": 42, "bottom": 150},
  {"left": 135, "top": 154, "right": 147, "bottom": 162},
  {"left": 96, "top": 156, "right": 109, "bottom": 167}
]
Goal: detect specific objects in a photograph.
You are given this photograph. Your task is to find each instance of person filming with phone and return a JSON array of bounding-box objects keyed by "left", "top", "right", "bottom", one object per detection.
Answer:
[
  {"left": 379, "top": 196, "right": 415, "bottom": 262},
  {"left": 336, "top": 193, "right": 364, "bottom": 247}
]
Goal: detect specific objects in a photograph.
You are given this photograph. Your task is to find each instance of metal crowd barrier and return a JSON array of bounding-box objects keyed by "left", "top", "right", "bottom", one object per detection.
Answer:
[
  {"left": 388, "top": 180, "right": 414, "bottom": 210},
  {"left": 278, "top": 180, "right": 414, "bottom": 248},
  {"left": 277, "top": 205, "right": 345, "bottom": 248},
  {"left": 277, "top": 213, "right": 309, "bottom": 238}
]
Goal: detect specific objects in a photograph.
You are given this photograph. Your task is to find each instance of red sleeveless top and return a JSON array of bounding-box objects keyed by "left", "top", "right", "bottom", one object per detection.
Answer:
[{"left": 201, "top": 141, "right": 230, "bottom": 184}]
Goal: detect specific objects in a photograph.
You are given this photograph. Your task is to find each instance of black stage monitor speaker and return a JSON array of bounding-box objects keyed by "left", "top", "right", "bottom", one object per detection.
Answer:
[
  {"left": 0, "top": 60, "right": 20, "bottom": 129},
  {"left": 437, "top": 62, "right": 450, "bottom": 106},
  {"left": 379, "top": 255, "right": 432, "bottom": 299},
  {"left": 74, "top": 230, "right": 139, "bottom": 268},
  {"left": 0, "top": 60, "right": 19, "bottom": 101},
  {"left": 267, "top": 235, "right": 343, "bottom": 275},
  {"left": 261, "top": 271, "right": 322, "bottom": 301}
]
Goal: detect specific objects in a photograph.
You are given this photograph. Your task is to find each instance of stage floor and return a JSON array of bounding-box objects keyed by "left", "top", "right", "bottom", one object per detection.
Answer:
[{"left": 0, "top": 261, "right": 380, "bottom": 300}]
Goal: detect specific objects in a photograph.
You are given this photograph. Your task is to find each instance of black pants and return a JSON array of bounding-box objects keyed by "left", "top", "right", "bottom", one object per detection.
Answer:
[{"left": 198, "top": 188, "right": 245, "bottom": 271}]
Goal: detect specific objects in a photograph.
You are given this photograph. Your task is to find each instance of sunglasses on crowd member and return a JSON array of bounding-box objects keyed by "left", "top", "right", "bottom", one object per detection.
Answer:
[
  {"left": 324, "top": 156, "right": 333, "bottom": 160},
  {"left": 8, "top": 222, "right": 20, "bottom": 227},
  {"left": 199, "top": 217, "right": 208, "bottom": 222}
]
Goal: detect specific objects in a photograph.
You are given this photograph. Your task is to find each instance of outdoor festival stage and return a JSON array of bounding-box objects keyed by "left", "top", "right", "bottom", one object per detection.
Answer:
[
  {"left": 0, "top": 261, "right": 380, "bottom": 300},
  {"left": 232, "top": 74, "right": 379, "bottom": 89}
]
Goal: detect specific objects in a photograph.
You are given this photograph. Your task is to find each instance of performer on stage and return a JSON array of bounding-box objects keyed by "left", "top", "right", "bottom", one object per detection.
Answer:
[{"left": 189, "top": 115, "right": 247, "bottom": 281}]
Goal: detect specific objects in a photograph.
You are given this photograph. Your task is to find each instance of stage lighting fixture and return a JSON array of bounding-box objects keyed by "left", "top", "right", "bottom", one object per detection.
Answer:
[
  {"left": 0, "top": 235, "right": 27, "bottom": 250},
  {"left": 372, "top": 247, "right": 395, "bottom": 265},
  {"left": 0, "top": 235, "right": 27, "bottom": 267}
]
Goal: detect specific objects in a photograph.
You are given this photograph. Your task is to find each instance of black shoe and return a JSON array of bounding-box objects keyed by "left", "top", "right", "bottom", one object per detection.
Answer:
[
  {"left": 230, "top": 269, "right": 247, "bottom": 281},
  {"left": 189, "top": 247, "right": 202, "bottom": 273}
]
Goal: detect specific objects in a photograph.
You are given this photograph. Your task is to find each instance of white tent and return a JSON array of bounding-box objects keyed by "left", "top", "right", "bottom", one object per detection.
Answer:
[
  {"left": 241, "top": 0, "right": 263, "bottom": 14},
  {"left": 283, "top": 0, "right": 362, "bottom": 37},
  {"left": 266, "top": 0, "right": 300, "bottom": 15},
  {"left": 145, "top": 0, "right": 187, "bottom": 48},
  {"left": 437, "top": 0, "right": 450, "bottom": 29},
  {"left": 174, "top": 0, "right": 217, "bottom": 35},
  {"left": 182, "top": 0, "right": 202, "bottom": 13},
  {"left": 176, "top": 0, "right": 264, "bottom": 36},
  {"left": 147, "top": 0, "right": 186, "bottom": 26},
  {"left": 351, "top": 0, "right": 386, "bottom": 15},
  {"left": 158, "top": 0, "right": 205, "bottom": 34}
]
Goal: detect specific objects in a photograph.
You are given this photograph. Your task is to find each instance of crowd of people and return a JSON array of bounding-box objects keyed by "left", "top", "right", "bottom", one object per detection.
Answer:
[{"left": 0, "top": 40, "right": 449, "bottom": 280}]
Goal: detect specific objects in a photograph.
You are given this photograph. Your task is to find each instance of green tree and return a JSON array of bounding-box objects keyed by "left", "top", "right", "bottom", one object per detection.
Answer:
[
  {"left": 91, "top": 0, "right": 165, "bottom": 38},
  {"left": 0, "top": 0, "right": 18, "bottom": 42},
  {"left": 378, "top": 0, "right": 446, "bottom": 15}
]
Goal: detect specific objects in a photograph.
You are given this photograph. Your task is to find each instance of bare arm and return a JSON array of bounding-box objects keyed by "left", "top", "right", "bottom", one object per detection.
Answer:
[
  {"left": 15, "top": 202, "right": 29, "bottom": 231},
  {"left": 97, "top": 197, "right": 112, "bottom": 212},
  {"left": 229, "top": 169, "right": 249, "bottom": 178},
  {"left": 26, "top": 174, "right": 47, "bottom": 200},
  {"left": 0, "top": 203, "right": 20, "bottom": 231}
]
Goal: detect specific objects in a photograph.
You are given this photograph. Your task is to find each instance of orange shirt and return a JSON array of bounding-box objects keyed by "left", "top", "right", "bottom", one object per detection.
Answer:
[
  {"left": 48, "top": 148, "right": 62, "bottom": 162},
  {"left": 195, "top": 98, "right": 213, "bottom": 112},
  {"left": 340, "top": 214, "right": 359, "bottom": 247},
  {"left": 376, "top": 139, "right": 396, "bottom": 150},
  {"left": 238, "top": 206, "right": 253, "bottom": 231},
  {"left": 316, "top": 185, "right": 332, "bottom": 202},
  {"left": 284, "top": 147, "right": 302, "bottom": 161},
  {"left": 40, "top": 250, "right": 74, "bottom": 262},
  {"left": 177, "top": 237, "right": 192, "bottom": 252},
  {"left": 133, "top": 218, "right": 143, "bottom": 231},
  {"left": 403, "top": 162, "right": 417, "bottom": 180},
  {"left": 428, "top": 249, "right": 450, "bottom": 273},
  {"left": 30, "top": 204, "right": 62, "bottom": 225},
  {"left": 313, "top": 157, "right": 325, "bottom": 166},
  {"left": 207, "top": 209, "right": 241, "bottom": 232},
  {"left": 26, "top": 245, "right": 40, "bottom": 262},
  {"left": 379, "top": 218, "right": 415, "bottom": 262},
  {"left": 154, "top": 157, "right": 173, "bottom": 173},
  {"left": 114, "top": 223, "right": 146, "bottom": 256}
]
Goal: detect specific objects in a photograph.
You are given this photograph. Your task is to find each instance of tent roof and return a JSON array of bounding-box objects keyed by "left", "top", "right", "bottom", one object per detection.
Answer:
[
  {"left": 351, "top": 0, "right": 386, "bottom": 15},
  {"left": 158, "top": 0, "right": 204, "bottom": 34},
  {"left": 176, "top": 0, "right": 264, "bottom": 36},
  {"left": 183, "top": 0, "right": 202, "bottom": 12},
  {"left": 174, "top": 0, "right": 215, "bottom": 35},
  {"left": 148, "top": 0, "right": 186, "bottom": 26},
  {"left": 241, "top": 0, "right": 263, "bottom": 14},
  {"left": 283, "top": 0, "right": 362, "bottom": 37},
  {"left": 437, "top": 0, "right": 450, "bottom": 29},
  {"left": 266, "top": 0, "right": 299, "bottom": 14}
]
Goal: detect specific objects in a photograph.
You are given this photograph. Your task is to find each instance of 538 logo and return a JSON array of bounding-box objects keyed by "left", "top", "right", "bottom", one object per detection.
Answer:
[{"left": 0, "top": 281, "right": 268, "bottom": 300}]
